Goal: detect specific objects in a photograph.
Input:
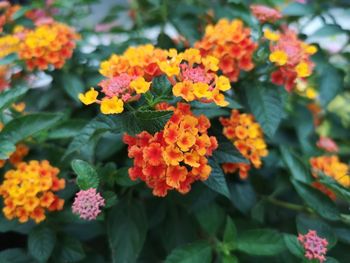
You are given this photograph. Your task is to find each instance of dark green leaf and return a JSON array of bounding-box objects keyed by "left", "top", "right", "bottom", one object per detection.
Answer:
[
  {"left": 0, "top": 248, "right": 32, "bottom": 263},
  {"left": 0, "top": 113, "right": 64, "bottom": 158},
  {"left": 245, "top": 85, "right": 283, "bottom": 138},
  {"left": 223, "top": 217, "right": 237, "bottom": 250},
  {"left": 12, "top": 6, "right": 33, "bottom": 20},
  {"left": 47, "top": 120, "right": 87, "bottom": 139},
  {"left": 195, "top": 203, "right": 225, "bottom": 236},
  {"left": 221, "top": 255, "right": 238, "bottom": 263},
  {"left": 62, "top": 74, "right": 85, "bottom": 102},
  {"left": 28, "top": 225, "right": 56, "bottom": 262},
  {"left": 115, "top": 167, "right": 140, "bottom": 187},
  {"left": 319, "top": 65, "right": 344, "bottom": 107},
  {"left": 237, "top": 229, "right": 286, "bottom": 256},
  {"left": 203, "top": 159, "right": 230, "bottom": 198},
  {"left": 0, "top": 86, "right": 28, "bottom": 111},
  {"left": 151, "top": 75, "right": 172, "bottom": 96},
  {"left": 318, "top": 172, "right": 350, "bottom": 202},
  {"left": 107, "top": 201, "right": 147, "bottom": 263},
  {"left": 54, "top": 236, "right": 85, "bottom": 262},
  {"left": 165, "top": 241, "right": 212, "bottom": 263},
  {"left": 229, "top": 181, "right": 256, "bottom": 214},
  {"left": 280, "top": 147, "right": 311, "bottom": 183},
  {"left": 71, "top": 159, "right": 99, "bottom": 190},
  {"left": 103, "top": 191, "right": 118, "bottom": 208},
  {"left": 283, "top": 234, "right": 304, "bottom": 258},
  {"left": 213, "top": 140, "right": 248, "bottom": 164},
  {"left": 292, "top": 180, "right": 340, "bottom": 221}
]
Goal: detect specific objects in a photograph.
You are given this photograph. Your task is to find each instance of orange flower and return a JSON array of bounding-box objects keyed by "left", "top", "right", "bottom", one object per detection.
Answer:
[
  {"left": 220, "top": 110, "right": 268, "bottom": 179},
  {"left": 123, "top": 103, "right": 218, "bottom": 196},
  {"left": 195, "top": 19, "right": 257, "bottom": 82},
  {"left": 0, "top": 143, "right": 29, "bottom": 168},
  {"left": 0, "top": 160, "right": 65, "bottom": 223}
]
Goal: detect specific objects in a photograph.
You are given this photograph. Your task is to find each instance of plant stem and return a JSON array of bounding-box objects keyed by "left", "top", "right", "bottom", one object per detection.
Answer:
[{"left": 264, "top": 196, "right": 313, "bottom": 213}]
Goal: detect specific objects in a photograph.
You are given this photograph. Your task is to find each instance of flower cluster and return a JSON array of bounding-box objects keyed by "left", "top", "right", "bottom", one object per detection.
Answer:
[
  {"left": 310, "top": 155, "right": 349, "bottom": 199},
  {"left": 0, "top": 2, "right": 20, "bottom": 32},
  {"left": 220, "top": 110, "right": 268, "bottom": 179},
  {"left": 195, "top": 19, "right": 257, "bottom": 82},
  {"left": 0, "top": 34, "right": 20, "bottom": 58},
  {"left": 99, "top": 44, "right": 168, "bottom": 80},
  {"left": 0, "top": 65, "right": 9, "bottom": 91},
  {"left": 123, "top": 103, "right": 218, "bottom": 197},
  {"left": 159, "top": 48, "right": 231, "bottom": 106},
  {"left": 72, "top": 188, "right": 105, "bottom": 220},
  {"left": 18, "top": 22, "right": 79, "bottom": 70},
  {"left": 0, "top": 143, "right": 29, "bottom": 168},
  {"left": 298, "top": 230, "right": 328, "bottom": 263},
  {"left": 316, "top": 137, "right": 339, "bottom": 153},
  {"left": 0, "top": 160, "right": 65, "bottom": 223},
  {"left": 250, "top": 4, "right": 282, "bottom": 23},
  {"left": 266, "top": 28, "right": 317, "bottom": 91}
]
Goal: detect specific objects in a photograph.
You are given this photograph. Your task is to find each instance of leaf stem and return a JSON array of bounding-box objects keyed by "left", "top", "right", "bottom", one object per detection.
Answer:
[{"left": 264, "top": 196, "right": 313, "bottom": 213}]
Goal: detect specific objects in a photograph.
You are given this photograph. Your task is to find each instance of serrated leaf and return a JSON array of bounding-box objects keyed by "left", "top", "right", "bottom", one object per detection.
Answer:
[
  {"left": 319, "top": 65, "right": 344, "bottom": 107},
  {"left": 203, "top": 159, "right": 230, "bottom": 198},
  {"left": 165, "top": 241, "right": 212, "bottom": 263},
  {"left": 0, "top": 86, "right": 28, "bottom": 111},
  {"left": 280, "top": 147, "right": 311, "bottom": 183},
  {"left": 237, "top": 229, "right": 286, "bottom": 256},
  {"left": 228, "top": 181, "right": 256, "bottom": 214},
  {"left": 283, "top": 234, "right": 304, "bottom": 258},
  {"left": 223, "top": 217, "right": 237, "bottom": 250},
  {"left": 28, "top": 226, "right": 56, "bottom": 262},
  {"left": 120, "top": 110, "right": 173, "bottom": 135},
  {"left": 107, "top": 201, "right": 147, "bottom": 263},
  {"left": 246, "top": 85, "right": 283, "bottom": 138},
  {"left": 0, "top": 248, "right": 32, "bottom": 263},
  {"left": 292, "top": 180, "right": 340, "bottom": 221},
  {"left": 71, "top": 160, "right": 99, "bottom": 190},
  {"left": 151, "top": 75, "right": 172, "bottom": 96},
  {"left": 0, "top": 113, "right": 64, "bottom": 158}
]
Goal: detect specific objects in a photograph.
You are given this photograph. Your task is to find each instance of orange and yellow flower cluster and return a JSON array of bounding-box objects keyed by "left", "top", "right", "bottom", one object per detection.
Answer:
[
  {"left": 266, "top": 28, "right": 317, "bottom": 92},
  {"left": 220, "top": 110, "right": 268, "bottom": 179},
  {"left": 195, "top": 19, "right": 257, "bottom": 82},
  {"left": 310, "top": 155, "right": 350, "bottom": 200},
  {"left": 18, "top": 22, "right": 79, "bottom": 70},
  {"left": 159, "top": 48, "right": 231, "bottom": 106},
  {"left": 0, "top": 34, "right": 20, "bottom": 58},
  {"left": 0, "top": 160, "right": 65, "bottom": 223},
  {"left": 123, "top": 103, "right": 218, "bottom": 197},
  {"left": 0, "top": 143, "right": 29, "bottom": 169}
]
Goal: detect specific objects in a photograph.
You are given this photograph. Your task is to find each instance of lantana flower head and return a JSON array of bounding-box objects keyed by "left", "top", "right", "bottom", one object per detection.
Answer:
[
  {"left": 0, "top": 34, "right": 20, "bottom": 58},
  {"left": 18, "top": 21, "right": 79, "bottom": 70},
  {"left": 220, "top": 110, "right": 268, "bottom": 179},
  {"left": 310, "top": 155, "right": 349, "bottom": 199},
  {"left": 0, "top": 160, "right": 65, "bottom": 223},
  {"left": 316, "top": 137, "right": 338, "bottom": 153},
  {"left": 266, "top": 28, "right": 317, "bottom": 92},
  {"left": 195, "top": 19, "right": 257, "bottom": 82},
  {"left": 250, "top": 4, "right": 282, "bottom": 23},
  {"left": 72, "top": 188, "right": 105, "bottom": 220},
  {"left": 298, "top": 230, "right": 328, "bottom": 263},
  {"left": 158, "top": 48, "right": 232, "bottom": 106},
  {"left": 123, "top": 102, "right": 218, "bottom": 197}
]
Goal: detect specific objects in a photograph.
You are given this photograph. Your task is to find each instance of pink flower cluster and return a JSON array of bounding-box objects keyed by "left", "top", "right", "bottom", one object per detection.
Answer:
[
  {"left": 298, "top": 230, "right": 328, "bottom": 263},
  {"left": 72, "top": 188, "right": 105, "bottom": 220},
  {"left": 250, "top": 4, "right": 282, "bottom": 23},
  {"left": 317, "top": 137, "right": 339, "bottom": 153}
]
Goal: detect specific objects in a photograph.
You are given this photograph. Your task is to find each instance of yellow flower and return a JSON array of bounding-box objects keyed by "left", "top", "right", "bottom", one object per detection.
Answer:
[
  {"left": 130, "top": 77, "right": 151, "bottom": 94},
  {"left": 158, "top": 61, "right": 180, "bottom": 77},
  {"left": 193, "top": 83, "right": 211, "bottom": 99},
  {"left": 295, "top": 62, "right": 310, "bottom": 78},
  {"left": 182, "top": 48, "right": 201, "bottom": 65},
  {"left": 100, "top": 96, "right": 124, "bottom": 114},
  {"left": 269, "top": 50, "right": 288, "bottom": 66},
  {"left": 12, "top": 102, "right": 26, "bottom": 112},
  {"left": 216, "top": 76, "right": 231, "bottom": 91},
  {"left": 202, "top": 56, "right": 219, "bottom": 71},
  {"left": 305, "top": 87, "right": 318, "bottom": 99},
  {"left": 304, "top": 44, "right": 317, "bottom": 55},
  {"left": 78, "top": 88, "right": 99, "bottom": 105},
  {"left": 264, "top": 29, "right": 280, "bottom": 41}
]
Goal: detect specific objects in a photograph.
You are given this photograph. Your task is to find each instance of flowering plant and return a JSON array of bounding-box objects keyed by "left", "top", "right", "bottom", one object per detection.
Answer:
[{"left": 0, "top": 0, "right": 349, "bottom": 262}]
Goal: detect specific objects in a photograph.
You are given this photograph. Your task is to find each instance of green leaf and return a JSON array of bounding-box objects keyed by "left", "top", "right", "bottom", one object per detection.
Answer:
[
  {"left": 0, "top": 53, "right": 18, "bottom": 65},
  {"left": 107, "top": 201, "right": 147, "bottom": 263},
  {"left": 203, "top": 159, "right": 230, "bottom": 198},
  {"left": 47, "top": 120, "right": 87, "bottom": 139},
  {"left": 292, "top": 180, "right": 340, "bottom": 221},
  {"left": 151, "top": 75, "right": 172, "bottom": 96},
  {"left": 54, "top": 235, "right": 85, "bottom": 262},
  {"left": 0, "top": 86, "right": 28, "bottom": 111},
  {"left": 280, "top": 147, "right": 311, "bottom": 183},
  {"left": 195, "top": 203, "right": 225, "bottom": 236},
  {"left": 213, "top": 140, "right": 248, "bottom": 164},
  {"left": 28, "top": 225, "right": 56, "bottom": 262},
  {"left": 165, "top": 241, "right": 212, "bottom": 263},
  {"left": 319, "top": 65, "right": 344, "bottom": 107},
  {"left": 71, "top": 159, "right": 99, "bottom": 190},
  {"left": 237, "top": 229, "right": 286, "bottom": 256},
  {"left": 228, "top": 181, "right": 256, "bottom": 214},
  {"left": 115, "top": 167, "right": 140, "bottom": 187},
  {"left": 0, "top": 113, "right": 64, "bottom": 158},
  {"left": 0, "top": 248, "right": 32, "bottom": 263},
  {"left": 282, "top": 2, "right": 314, "bottom": 16},
  {"left": 12, "top": 6, "right": 33, "bottom": 20},
  {"left": 221, "top": 255, "right": 238, "bottom": 263},
  {"left": 120, "top": 110, "right": 173, "bottom": 135},
  {"left": 312, "top": 25, "right": 345, "bottom": 37},
  {"left": 103, "top": 191, "right": 118, "bottom": 208},
  {"left": 283, "top": 234, "right": 304, "bottom": 258},
  {"left": 223, "top": 217, "right": 237, "bottom": 250},
  {"left": 318, "top": 173, "right": 350, "bottom": 202},
  {"left": 245, "top": 85, "right": 283, "bottom": 138},
  {"left": 62, "top": 74, "right": 85, "bottom": 102},
  {"left": 192, "top": 102, "right": 230, "bottom": 119}
]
